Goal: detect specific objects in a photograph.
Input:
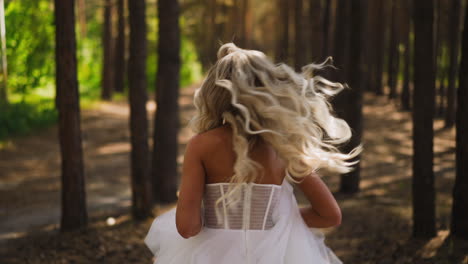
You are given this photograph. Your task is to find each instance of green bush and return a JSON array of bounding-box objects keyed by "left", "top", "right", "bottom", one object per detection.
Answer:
[{"left": 0, "top": 100, "right": 57, "bottom": 140}]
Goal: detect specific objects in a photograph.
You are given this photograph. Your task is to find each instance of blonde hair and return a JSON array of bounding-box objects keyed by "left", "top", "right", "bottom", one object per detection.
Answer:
[{"left": 190, "top": 43, "right": 361, "bottom": 211}]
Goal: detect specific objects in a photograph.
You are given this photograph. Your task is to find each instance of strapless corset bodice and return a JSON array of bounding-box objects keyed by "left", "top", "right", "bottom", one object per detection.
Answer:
[{"left": 203, "top": 183, "right": 282, "bottom": 230}]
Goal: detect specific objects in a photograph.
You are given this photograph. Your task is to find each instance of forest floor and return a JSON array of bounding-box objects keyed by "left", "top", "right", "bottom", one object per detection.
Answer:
[{"left": 0, "top": 83, "right": 467, "bottom": 264}]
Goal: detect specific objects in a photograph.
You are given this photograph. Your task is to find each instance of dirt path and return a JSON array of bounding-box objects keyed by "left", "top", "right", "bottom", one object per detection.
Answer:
[
  {"left": 0, "top": 85, "right": 197, "bottom": 242},
  {"left": 1, "top": 85, "right": 465, "bottom": 263}
]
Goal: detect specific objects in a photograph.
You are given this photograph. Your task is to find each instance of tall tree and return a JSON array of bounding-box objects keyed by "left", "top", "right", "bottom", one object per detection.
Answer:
[
  {"left": 128, "top": 0, "right": 153, "bottom": 219},
  {"left": 336, "top": 0, "right": 364, "bottom": 194},
  {"left": 114, "top": 0, "right": 126, "bottom": 93},
  {"left": 387, "top": 0, "right": 400, "bottom": 99},
  {"left": 332, "top": 0, "right": 350, "bottom": 82},
  {"left": 451, "top": 1, "right": 468, "bottom": 240},
  {"left": 294, "top": 0, "right": 307, "bottom": 70},
  {"left": 309, "top": 0, "right": 323, "bottom": 62},
  {"left": 101, "top": 0, "right": 114, "bottom": 100},
  {"left": 152, "top": 0, "right": 181, "bottom": 203},
  {"left": 239, "top": 0, "right": 252, "bottom": 48},
  {"left": 445, "top": 0, "right": 463, "bottom": 128},
  {"left": 400, "top": 0, "right": 412, "bottom": 111},
  {"left": 76, "top": 0, "right": 87, "bottom": 38},
  {"left": 368, "top": 0, "right": 385, "bottom": 94},
  {"left": 54, "top": 0, "right": 88, "bottom": 231},
  {"left": 209, "top": 0, "right": 217, "bottom": 62},
  {"left": 321, "top": 0, "right": 332, "bottom": 59},
  {"left": 412, "top": 0, "right": 436, "bottom": 238},
  {"left": 275, "top": 0, "right": 289, "bottom": 62},
  {"left": 0, "top": 0, "right": 7, "bottom": 103},
  {"left": 230, "top": 0, "right": 239, "bottom": 43},
  {"left": 434, "top": 0, "right": 445, "bottom": 117}
]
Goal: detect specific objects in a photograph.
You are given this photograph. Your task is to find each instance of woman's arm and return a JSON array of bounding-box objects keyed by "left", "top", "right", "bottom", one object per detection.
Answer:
[
  {"left": 295, "top": 173, "right": 342, "bottom": 228},
  {"left": 175, "top": 135, "right": 206, "bottom": 238}
]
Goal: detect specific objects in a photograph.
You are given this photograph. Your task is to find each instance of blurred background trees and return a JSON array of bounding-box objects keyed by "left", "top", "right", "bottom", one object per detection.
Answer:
[{"left": 0, "top": 0, "right": 467, "bottom": 251}]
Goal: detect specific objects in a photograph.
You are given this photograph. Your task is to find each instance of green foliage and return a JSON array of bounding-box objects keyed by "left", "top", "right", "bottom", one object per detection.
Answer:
[
  {"left": 5, "top": 0, "right": 55, "bottom": 96},
  {"left": 2, "top": 0, "right": 202, "bottom": 140},
  {"left": 180, "top": 35, "right": 202, "bottom": 87},
  {"left": 76, "top": 7, "right": 104, "bottom": 100},
  {"left": 0, "top": 99, "right": 57, "bottom": 140}
]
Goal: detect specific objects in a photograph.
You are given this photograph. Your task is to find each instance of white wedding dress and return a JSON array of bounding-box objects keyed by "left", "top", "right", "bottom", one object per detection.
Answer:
[{"left": 145, "top": 175, "right": 343, "bottom": 264}]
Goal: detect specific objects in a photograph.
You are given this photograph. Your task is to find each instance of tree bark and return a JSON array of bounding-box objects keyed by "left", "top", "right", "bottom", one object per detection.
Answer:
[
  {"left": 451, "top": 1, "right": 468, "bottom": 240},
  {"left": 321, "top": 0, "right": 332, "bottom": 59},
  {"left": 309, "top": 0, "right": 323, "bottom": 62},
  {"left": 332, "top": 0, "right": 350, "bottom": 82},
  {"left": 294, "top": 0, "right": 307, "bottom": 71},
  {"left": 387, "top": 0, "right": 399, "bottom": 99},
  {"left": 445, "top": 0, "right": 462, "bottom": 128},
  {"left": 54, "top": 0, "right": 88, "bottom": 231},
  {"left": 412, "top": 0, "right": 436, "bottom": 239},
  {"left": 337, "top": 0, "right": 364, "bottom": 194},
  {"left": 152, "top": 0, "right": 180, "bottom": 203},
  {"left": 275, "top": 0, "right": 289, "bottom": 62},
  {"left": 434, "top": 0, "right": 444, "bottom": 117},
  {"left": 239, "top": 0, "right": 251, "bottom": 48},
  {"left": 76, "top": 0, "right": 87, "bottom": 38},
  {"left": 230, "top": 0, "right": 239, "bottom": 43},
  {"left": 128, "top": 0, "right": 153, "bottom": 220},
  {"left": 114, "top": 0, "right": 126, "bottom": 93},
  {"left": 368, "top": 0, "right": 385, "bottom": 94},
  {"left": 400, "top": 0, "right": 411, "bottom": 111},
  {"left": 101, "top": 0, "right": 114, "bottom": 100}
]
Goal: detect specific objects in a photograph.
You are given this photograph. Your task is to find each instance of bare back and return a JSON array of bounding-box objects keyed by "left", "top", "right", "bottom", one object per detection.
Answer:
[{"left": 199, "top": 124, "right": 287, "bottom": 185}]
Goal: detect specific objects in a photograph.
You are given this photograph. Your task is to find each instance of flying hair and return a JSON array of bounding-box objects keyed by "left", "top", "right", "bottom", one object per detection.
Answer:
[{"left": 189, "top": 43, "right": 362, "bottom": 220}]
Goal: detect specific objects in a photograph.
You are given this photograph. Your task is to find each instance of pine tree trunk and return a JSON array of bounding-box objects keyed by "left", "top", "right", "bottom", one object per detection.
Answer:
[
  {"left": 230, "top": 0, "right": 239, "bottom": 43},
  {"left": 207, "top": 0, "right": 216, "bottom": 62},
  {"left": 239, "top": 0, "right": 251, "bottom": 48},
  {"left": 77, "top": 0, "right": 87, "bottom": 38},
  {"left": 321, "top": 0, "right": 332, "bottom": 58},
  {"left": 309, "top": 0, "right": 323, "bottom": 62},
  {"left": 445, "top": 0, "right": 462, "bottom": 128},
  {"left": 337, "top": 0, "right": 364, "bottom": 194},
  {"left": 275, "top": 0, "right": 289, "bottom": 62},
  {"left": 332, "top": 0, "right": 350, "bottom": 82},
  {"left": 367, "top": 0, "right": 385, "bottom": 94},
  {"left": 451, "top": 1, "right": 468, "bottom": 240},
  {"left": 400, "top": 0, "right": 411, "bottom": 111},
  {"left": 54, "top": 0, "right": 88, "bottom": 231},
  {"left": 438, "top": 65, "right": 447, "bottom": 116},
  {"left": 152, "top": 0, "right": 180, "bottom": 203},
  {"left": 294, "top": 0, "right": 306, "bottom": 70},
  {"left": 114, "top": 0, "right": 126, "bottom": 93},
  {"left": 412, "top": 0, "right": 436, "bottom": 239},
  {"left": 128, "top": 0, "right": 153, "bottom": 220},
  {"left": 434, "top": 0, "right": 444, "bottom": 117},
  {"left": 387, "top": 0, "right": 399, "bottom": 99},
  {"left": 101, "top": 0, "right": 114, "bottom": 100},
  {"left": 374, "top": 0, "right": 385, "bottom": 95}
]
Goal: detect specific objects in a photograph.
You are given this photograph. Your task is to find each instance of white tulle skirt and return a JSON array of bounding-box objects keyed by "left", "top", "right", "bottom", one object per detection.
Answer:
[{"left": 145, "top": 181, "right": 343, "bottom": 264}]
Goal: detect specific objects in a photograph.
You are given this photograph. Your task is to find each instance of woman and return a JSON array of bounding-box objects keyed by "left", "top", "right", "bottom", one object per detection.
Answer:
[{"left": 145, "top": 43, "right": 362, "bottom": 264}]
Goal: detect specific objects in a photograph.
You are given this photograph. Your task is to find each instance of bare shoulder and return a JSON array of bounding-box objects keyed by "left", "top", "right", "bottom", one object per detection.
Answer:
[{"left": 187, "top": 125, "right": 231, "bottom": 154}]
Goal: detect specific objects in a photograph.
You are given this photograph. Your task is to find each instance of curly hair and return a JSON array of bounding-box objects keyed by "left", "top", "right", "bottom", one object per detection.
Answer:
[{"left": 189, "top": 43, "right": 362, "bottom": 211}]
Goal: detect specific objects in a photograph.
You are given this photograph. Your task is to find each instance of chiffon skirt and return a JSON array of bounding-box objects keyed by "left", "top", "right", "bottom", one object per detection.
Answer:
[{"left": 144, "top": 181, "right": 343, "bottom": 264}]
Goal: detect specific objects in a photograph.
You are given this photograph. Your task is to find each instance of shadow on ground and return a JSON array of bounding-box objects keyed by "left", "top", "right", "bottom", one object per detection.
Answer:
[{"left": 1, "top": 86, "right": 466, "bottom": 263}]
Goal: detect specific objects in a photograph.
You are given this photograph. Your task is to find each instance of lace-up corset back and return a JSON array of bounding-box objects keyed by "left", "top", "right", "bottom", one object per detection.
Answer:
[{"left": 203, "top": 183, "right": 281, "bottom": 230}]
